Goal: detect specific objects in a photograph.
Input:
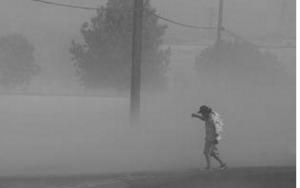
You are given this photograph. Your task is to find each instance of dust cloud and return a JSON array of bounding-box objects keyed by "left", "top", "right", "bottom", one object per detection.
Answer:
[
  {"left": 0, "top": 44, "right": 295, "bottom": 176},
  {"left": 0, "top": 0, "right": 295, "bottom": 177}
]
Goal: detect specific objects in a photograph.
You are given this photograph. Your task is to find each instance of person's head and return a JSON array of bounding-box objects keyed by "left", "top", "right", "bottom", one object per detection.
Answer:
[{"left": 198, "top": 105, "right": 212, "bottom": 117}]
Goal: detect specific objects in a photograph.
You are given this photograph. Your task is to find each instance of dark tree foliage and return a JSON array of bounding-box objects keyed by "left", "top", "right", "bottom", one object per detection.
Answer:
[
  {"left": 195, "top": 40, "right": 293, "bottom": 90},
  {"left": 194, "top": 39, "right": 295, "bottom": 129},
  {"left": 70, "top": 0, "right": 170, "bottom": 93},
  {"left": 0, "top": 34, "right": 40, "bottom": 90},
  {"left": 195, "top": 40, "right": 295, "bottom": 132}
]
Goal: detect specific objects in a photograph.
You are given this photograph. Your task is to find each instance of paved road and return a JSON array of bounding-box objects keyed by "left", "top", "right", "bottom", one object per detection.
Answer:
[
  {"left": 142, "top": 167, "right": 296, "bottom": 188},
  {"left": 0, "top": 167, "right": 295, "bottom": 188}
]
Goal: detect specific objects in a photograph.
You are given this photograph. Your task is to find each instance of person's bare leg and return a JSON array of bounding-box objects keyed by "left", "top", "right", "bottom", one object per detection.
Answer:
[
  {"left": 212, "top": 153, "right": 227, "bottom": 169},
  {"left": 205, "top": 154, "right": 212, "bottom": 170},
  {"left": 211, "top": 153, "right": 224, "bottom": 165}
]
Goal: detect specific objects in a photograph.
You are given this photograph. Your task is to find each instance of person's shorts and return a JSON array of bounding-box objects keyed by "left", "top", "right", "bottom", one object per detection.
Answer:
[{"left": 204, "top": 140, "right": 219, "bottom": 156}]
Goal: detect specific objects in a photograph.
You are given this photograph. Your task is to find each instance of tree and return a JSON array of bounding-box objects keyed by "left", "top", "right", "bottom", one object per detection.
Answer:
[
  {"left": 0, "top": 34, "right": 40, "bottom": 90},
  {"left": 194, "top": 40, "right": 294, "bottom": 126},
  {"left": 70, "top": 0, "right": 170, "bottom": 93},
  {"left": 195, "top": 40, "right": 293, "bottom": 89}
]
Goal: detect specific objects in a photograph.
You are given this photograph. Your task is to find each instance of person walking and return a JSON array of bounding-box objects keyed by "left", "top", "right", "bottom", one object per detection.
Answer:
[{"left": 192, "top": 105, "right": 227, "bottom": 171}]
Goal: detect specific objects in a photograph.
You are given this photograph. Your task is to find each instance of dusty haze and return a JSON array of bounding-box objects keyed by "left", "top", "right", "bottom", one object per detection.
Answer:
[{"left": 0, "top": 0, "right": 295, "bottom": 176}]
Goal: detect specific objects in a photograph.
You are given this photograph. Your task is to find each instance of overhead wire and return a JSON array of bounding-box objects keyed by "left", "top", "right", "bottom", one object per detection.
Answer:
[
  {"left": 31, "top": 0, "right": 295, "bottom": 48},
  {"left": 32, "top": 0, "right": 101, "bottom": 10},
  {"left": 31, "top": 0, "right": 216, "bottom": 30},
  {"left": 149, "top": 13, "right": 215, "bottom": 30},
  {"left": 223, "top": 28, "right": 295, "bottom": 49}
]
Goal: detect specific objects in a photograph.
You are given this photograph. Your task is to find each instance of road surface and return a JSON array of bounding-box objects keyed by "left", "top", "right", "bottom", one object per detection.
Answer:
[{"left": 0, "top": 167, "right": 295, "bottom": 188}]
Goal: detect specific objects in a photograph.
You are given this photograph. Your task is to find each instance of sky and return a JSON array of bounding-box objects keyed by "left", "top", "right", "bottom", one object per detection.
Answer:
[{"left": 0, "top": 0, "right": 295, "bottom": 176}]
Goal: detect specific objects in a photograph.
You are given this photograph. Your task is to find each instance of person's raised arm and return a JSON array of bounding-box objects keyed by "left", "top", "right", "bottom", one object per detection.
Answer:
[{"left": 191, "top": 113, "right": 205, "bottom": 121}]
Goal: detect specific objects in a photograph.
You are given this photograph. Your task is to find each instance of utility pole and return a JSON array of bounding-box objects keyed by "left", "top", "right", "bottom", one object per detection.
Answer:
[
  {"left": 280, "top": 0, "right": 288, "bottom": 37},
  {"left": 208, "top": 7, "right": 214, "bottom": 40},
  {"left": 130, "top": 0, "right": 143, "bottom": 125},
  {"left": 216, "top": 0, "right": 224, "bottom": 46}
]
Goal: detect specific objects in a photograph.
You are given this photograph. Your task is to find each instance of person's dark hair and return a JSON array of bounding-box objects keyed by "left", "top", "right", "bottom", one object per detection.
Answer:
[{"left": 198, "top": 105, "right": 212, "bottom": 115}]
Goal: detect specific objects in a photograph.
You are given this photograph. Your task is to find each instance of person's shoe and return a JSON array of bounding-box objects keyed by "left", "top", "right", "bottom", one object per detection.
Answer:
[{"left": 219, "top": 163, "right": 227, "bottom": 171}]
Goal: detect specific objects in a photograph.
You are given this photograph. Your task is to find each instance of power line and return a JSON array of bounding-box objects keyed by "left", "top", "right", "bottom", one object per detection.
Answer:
[
  {"left": 31, "top": 0, "right": 216, "bottom": 30},
  {"left": 33, "top": 0, "right": 146, "bottom": 12},
  {"left": 149, "top": 13, "right": 215, "bottom": 30},
  {"left": 223, "top": 28, "right": 248, "bottom": 43},
  {"left": 223, "top": 28, "right": 296, "bottom": 49},
  {"left": 32, "top": 0, "right": 100, "bottom": 10},
  {"left": 31, "top": 0, "right": 294, "bottom": 48}
]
